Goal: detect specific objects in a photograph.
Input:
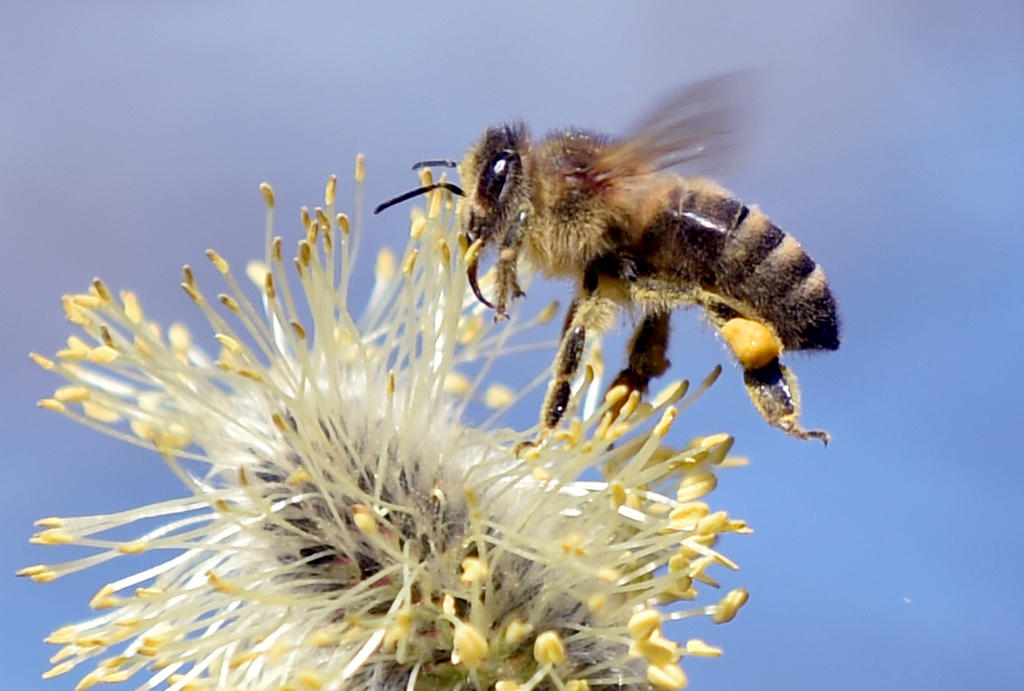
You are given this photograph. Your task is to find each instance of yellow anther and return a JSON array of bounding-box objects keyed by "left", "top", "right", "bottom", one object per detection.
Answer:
[
  {"left": 484, "top": 384, "right": 515, "bottom": 409},
  {"left": 70, "top": 293, "right": 102, "bottom": 308},
  {"left": 533, "top": 630, "right": 566, "bottom": 665},
  {"left": 42, "top": 661, "right": 74, "bottom": 679},
  {"left": 598, "top": 566, "right": 620, "bottom": 583},
  {"left": 457, "top": 314, "right": 484, "bottom": 344},
  {"left": 460, "top": 557, "right": 489, "bottom": 583},
  {"left": 495, "top": 682, "right": 521, "bottom": 691},
  {"left": 297, "top": 670, "right": 324, "bottom": 688},
  {"left": 653, "top": 407, "right": 678, "bottom": 438},
  {"left": 354, "top": 153, "right": 366, "bottom": 182},
  {"left": 218, "top": 294, "right": 240, "bottom": 312},
  {"left": 410, "top": 216, "right": 427, "bottom": 239},
  {"left": 324, "top": 174, "right": 337, "bottom": 206},
  {"left": 685, "top": 638, "right": 722, "bottom": 657},
  {"left": 121, "top": 291, "right": 143, "bottom": 324},
  {"left": 337, "top": 212, "right": 350, "bottom": 235},
  {"left": 452, "top": 622, "right": 488, "bottom": 669},
  {"left": 29, "top": 352, "right": 55, "bottom": 370},
  {"left": 537, "top": 300, "right": 560, "bottom": 324},
  {"left": 676, "top": 472, "right": 717, "bottom": 502},
  {"left": 668, "top": 502, "right": 709, "bottom": 530},
  {"left": 566, "top": 681, "right": 590, "bottom": 691},
  {"left": 401, "top": 248, "right": 418, "bottom": 275},
  {"left": 76, "top": 668, "right": 105, "bottom": 689},
  {"left": 87, "top": 345, "right": 118, "bottom": 364},
  {"left": 668, "top": 553, "right": 689, "bottom": 573},
  {"left": 287, "top": 468, "right": 311, "bottom": 484},
  {"left": 91, "top": 278, "right": 112, "bottom": 302},
  {"left": 207, "top": 571, "right": 237, "bottom": 595},
  {"left": 603, "top": 383, "right": 629, "bottom": 407},
  {"left": 712, "top": 588, "right": 748, "bottom": 624},
  {"left": 375, "top": 248, "right": 396, "bottom": 282},
  {"left": 259, "top": 182, "right": 276, "bottom": 208},
  {"left": 531, "top": 466, "right": 552, "bottom": 483},
  {"left": 443, "top": 372, "right": 471, "bottom": 395},
  {"left": 89, "top": 584, "right": 119, "bottom": 610},
  {"left": 561, "top": 531, "right": 586, "bottom": 556},
  {"left": 428, "top": 185, "right": 442, "bottom": 218},
  {"left": 504, "top": 618, "right": 531, "bottom": 645},
  {"left": 634, "top": 634, "right": 679, "bottom": 665},
  {"left": 442, "top": 593, "right": 457, "bottom": 617},
  {"left": 628, "top": 609, "right": 662, "bottom": 641},
  {"left": 586, "top": 593, "right": 606, "bottom": 611},
  {"left": 383, "top": 606, "right": 412, "bottom": 648},
  {"left": 617, "top": 390, "right": 642, "bottom": 420},
  {"left": 647, "top": 661, "right": 688, "bottom": 689},
  {"left": 352, "top": 505, "right": 377, "bottom": 534},
  {"left": 695, "top": 510, "right": 729, "bottom": 536},
  {"left": 245, "top": 261, "right": 269, "bottom": 288},
  {"left": 134, "top": 587, "right": 163, "bottom": 598},
  {"left": 206, "top": 249, "right": 230, "bottom": 275},
  {"left": 31, "top": 528, "right": 74, "bottom": 545},
  {"left": 116, "top": 541, "right": 146, "bottom": 554},
  {"left": 53, "top": 385, "right": 89, "bottom": 403},
  {"left": 214, "top": 333, "right": 243, "bottom": 354},
  {"left": 609, "top": 482, "right": 626, "bottom": 508},
  {"left": 699, "top": 433, "right": 732, "bottom": 450}
]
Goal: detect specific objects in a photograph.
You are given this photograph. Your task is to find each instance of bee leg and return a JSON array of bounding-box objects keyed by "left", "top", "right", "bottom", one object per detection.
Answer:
[
  {"left": 742, "top": 359, "right": 830, "bottom": 444},
  {"left": 520, "top": 290, "right": 616, "bottom": 454},
  {"left": 605, "top": 312, "right": 671, "bottom": 418},
  {"left": 493, "top": 209, "right": 528, "bottom": 320},
  {"left": 712, "top": 314, "right": 830, "bottom": 444}
]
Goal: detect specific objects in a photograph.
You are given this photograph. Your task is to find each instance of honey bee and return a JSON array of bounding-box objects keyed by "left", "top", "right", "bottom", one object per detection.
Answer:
[{"left": 375, "top": 74, "right": 839, "bottom": 443}]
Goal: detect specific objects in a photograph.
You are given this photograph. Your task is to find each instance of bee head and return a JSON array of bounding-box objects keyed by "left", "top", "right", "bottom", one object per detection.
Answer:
[{"left": 458, "top": 122, "right": 531, "bottom": 246}]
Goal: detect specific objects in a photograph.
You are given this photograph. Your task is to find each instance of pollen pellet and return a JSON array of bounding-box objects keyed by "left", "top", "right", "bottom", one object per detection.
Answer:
[{"left": 720, "top": 317, "right": 781, "bottom": 370}]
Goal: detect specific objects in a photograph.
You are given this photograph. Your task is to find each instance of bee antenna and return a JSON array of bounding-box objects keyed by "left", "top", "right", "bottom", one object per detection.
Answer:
[
  {"left": 411, "top": 159, "right": 458, "bottom": 170},
  {"left": 373, "top": 182, "right": 465, "bottom": 215}
]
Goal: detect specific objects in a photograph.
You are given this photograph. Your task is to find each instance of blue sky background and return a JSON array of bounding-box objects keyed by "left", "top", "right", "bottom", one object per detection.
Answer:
[{"left": 3, "top": 2, "right": 1022, "bottom": 689}]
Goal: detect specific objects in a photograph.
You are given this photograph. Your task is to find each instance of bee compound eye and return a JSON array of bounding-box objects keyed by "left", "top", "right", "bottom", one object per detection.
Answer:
[{"left": 480, "top": 152, "right": 518, "bottom": 206}]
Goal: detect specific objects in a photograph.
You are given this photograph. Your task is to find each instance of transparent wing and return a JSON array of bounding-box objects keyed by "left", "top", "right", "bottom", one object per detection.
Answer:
[{"left": 595, "top": 71, "right": 752, "bottom": 180}]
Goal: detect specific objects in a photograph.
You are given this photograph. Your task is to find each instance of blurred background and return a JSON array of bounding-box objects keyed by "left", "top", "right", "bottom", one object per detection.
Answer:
[{"left": 3, "top": 2, "right": 1022, "bottom": 689}]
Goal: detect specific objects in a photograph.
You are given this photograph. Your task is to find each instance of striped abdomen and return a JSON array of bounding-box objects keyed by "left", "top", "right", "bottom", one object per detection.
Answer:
[{"left": 639, "top": 179, "right": 839, "bottom": 351}]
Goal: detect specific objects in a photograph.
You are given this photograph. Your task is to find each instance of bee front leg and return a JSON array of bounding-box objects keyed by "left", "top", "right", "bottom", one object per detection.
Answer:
[
  {"left": 520, "top": 290, "right": 616, "bottom": 454},
  {"left": 605, "top": 312, "right": 671, "bottom": 417},
  {"left": 493, "top": 209, "right": 528, "bottom": 320}
]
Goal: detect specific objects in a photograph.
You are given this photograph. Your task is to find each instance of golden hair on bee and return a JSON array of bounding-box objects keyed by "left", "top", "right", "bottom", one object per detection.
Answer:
[{"left": 376, "top": 73, "right": 839, "bottom": 445}]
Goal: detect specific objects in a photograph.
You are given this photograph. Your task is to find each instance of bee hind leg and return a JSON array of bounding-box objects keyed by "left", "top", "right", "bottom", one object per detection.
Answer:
[{"left": 743, "top": 358, "right": 830, "bottom": 444}]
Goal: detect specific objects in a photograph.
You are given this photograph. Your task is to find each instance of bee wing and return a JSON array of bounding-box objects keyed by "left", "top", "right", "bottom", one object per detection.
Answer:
[{"left": 595, "top": 72, "right": 751, "bottom": 180}]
